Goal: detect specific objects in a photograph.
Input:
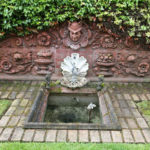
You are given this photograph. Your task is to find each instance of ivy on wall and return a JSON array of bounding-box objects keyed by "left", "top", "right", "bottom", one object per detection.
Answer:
[{"left": 0, "top": 0, "right": 149, "bottom": 44}]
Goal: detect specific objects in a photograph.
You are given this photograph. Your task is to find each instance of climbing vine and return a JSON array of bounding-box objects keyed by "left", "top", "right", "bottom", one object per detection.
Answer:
[{"left": 0, "top": 0, "right": 149, "bottom": 44}]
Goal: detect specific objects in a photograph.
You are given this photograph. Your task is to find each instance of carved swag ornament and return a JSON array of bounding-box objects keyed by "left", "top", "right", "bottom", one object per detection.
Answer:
[
  {"left": 0, "top": 51, "right": 33, "bottom": 74},
  {"left": 93, "top": 52, "right": 150, "bottom": 77},
  {"left": 125, "top": 55, "right": 150, "bottom": 77}
]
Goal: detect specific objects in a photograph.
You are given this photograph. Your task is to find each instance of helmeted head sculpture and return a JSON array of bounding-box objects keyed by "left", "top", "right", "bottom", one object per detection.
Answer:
[{"left": 68, "top": 22, "right": 82, "bottom": 42}]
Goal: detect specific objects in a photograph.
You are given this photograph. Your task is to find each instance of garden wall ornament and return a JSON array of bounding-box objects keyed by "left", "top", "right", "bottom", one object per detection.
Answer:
[
  {"left": 60, "top": 22, "right": 92, "bottom": 50},
  {"left": 61, "top": 53, "right": 89, "bottom": 88},
  {"left": 34, "top": 49, "right": 54, "bottom": 75},
  {"left": 0, "top": 21, "right": 149, "bottom": 79},
  {"left": 93, "top": 53, "right": 115, "bottom": 77}
]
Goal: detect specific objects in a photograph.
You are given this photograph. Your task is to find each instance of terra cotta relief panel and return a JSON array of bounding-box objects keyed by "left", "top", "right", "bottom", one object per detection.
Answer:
[{"left": 0, "top": 21, "right": 149, "bottom": 78}]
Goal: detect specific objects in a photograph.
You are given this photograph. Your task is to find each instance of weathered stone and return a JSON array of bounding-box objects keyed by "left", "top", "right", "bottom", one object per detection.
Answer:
[
  {"left": 14, "top": 107, "right": 25, "bottom": 115},
  {"left": 57, "top": 130, "right": 67, "bottom": 142},
  {"left": 68, "top": 130, "right": 77, "bottom": 142},
  {"left": 28, "top": 87, "right": 35, "bottom": 92},
  {"left": 143, "top": 115, "right": 150, "bottom": 122},
  {"left": 79, "top": 130, "right": 89, "bottom": 142},
  {"left": 0, "top": 91, "right": 2, "bottom": 97},
  {"left": 118, "top": 100, "right": 128, "bottom": 108},
  {"left": 8, "top": 91, "right": 17, "bottom": 100},
  {"left": 132, "top": 94, "right": 140, "bottom": 102},
  {"left": 22, "top": 129, "right": 35, "bottom": 142},
  {"left": 139, "top": 94, "right": 147, "bottom": 101},
  {"left": 122, "top": 129, "right": 134, "bottom": 143},
  {"left": 46, "top": 130, "right": 57, "bottom": 142},
  {"left": 11, "top": 99, "right": 20, "bottom": 106},
  {"left": 0, "top": 128, "right": 13, "bottom": 141},
  {"left": 132, "top": 130, "right": 145, "bottom": 143},
  {"left": 131, "top": 109, "right": 142, "bottom": 118},
  {"left": 20, "top": 99, "right": 29, "bottom": 107},
  {"left": 90, "top": 130, "right": 100, "bottom": 142},
  {"left": 113, "top": 100, "right": 120, "bottom": 108},
  {"left": 136, "top": 118, "right": 149, "bottom": 129},
  {"left": 103, "top": 115, "right": 111, "bottom": 124},
  {"left": 7, "top": 116, "right": 20, "bottom": 127},
  {"left": 124, "top": 94, "right": 132, "bottom": 100},
  {"left": 126, "top": 100, "right": 136, "bottom": 108},
  {"left": 101, "top": 131, "right": 112, "bottom": 143},
  {"left": 5, "top": 107, "right": 16, "bottom": 116},
  {"left": 146, "top": 94, "right": 150, "bottom": 100},
  {"left": 28, "top": 101, "right": 33, "bottom": 107},
  {"left": 33, "top": 130, "right": 45, "bottom": 142},
  {"left": 0, "top": 116, "right": 10, "bottom": 127},
  {"left": 99, "top": 96, "right": 108, "bottom": 116},
  {"left": 24, "top": 92, "right": 32, "bottom": 99},
  {"left": 0, "top": 128, "right": 3, "bottom": 134},
  {"left": 21, "top": 86, "right": 29, "bottom": 92},
  {"left": 7, "top": 86, "right": 14, "bottom": 91},
  {"left": 23, "top": 107, "right": 30, "bottom": 116},
  {"left": 122, "top": 108, "right": 133, "bottom": 117},
  {"left": 11, "top": 128, "right": 24, "bottom": 141},
  {"left": 115, "top": 108, "right": 122, "bottom": 117},
  {"left": 16, "top": 92, "right": 25, "bottom": 99},
  {"left": 119, "top": 118, "right": 128, "bottom": 129},
  {"left": 116, "top": 94, "right": 123, "bottom": 100},
  {"left": 126, "top": 118, "right": 138, "bottom": 129},
  {"left": 1, "top": 92, "right": 10, "bottom": 99},
  {"left": 17, "top": 116, "right": 26, "bottom": 127},
  {"left": 142, "top": 129, "right": 150, "bottom": 143},
  {"left": 31, "top": 81, "right": 38, "bottom": 85},
  {"left": 108, "top": 89, "right": 113, "bottom": 94},
  {"left": 104, "top": 92, "right": 112, "bottom": 102},
  {"left": 111, "top": 94, "right": 117, "bottom": 101},
  {"left": 111, "top": 131, "right": 123, "bottom": 143}
]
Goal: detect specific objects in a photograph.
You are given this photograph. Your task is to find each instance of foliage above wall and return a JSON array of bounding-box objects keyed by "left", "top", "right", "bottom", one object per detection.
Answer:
[{"left": 0, "top": 0, "right": 149, "bottom": 44}]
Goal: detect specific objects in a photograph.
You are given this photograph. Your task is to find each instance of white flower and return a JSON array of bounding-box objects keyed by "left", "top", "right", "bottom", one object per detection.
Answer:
[{"left": 87, "top": 103, "right": 96, "bottom": 110}]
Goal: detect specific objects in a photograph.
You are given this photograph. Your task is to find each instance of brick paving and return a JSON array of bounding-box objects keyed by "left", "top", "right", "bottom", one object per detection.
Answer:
[{"left": 0, "top": 81, "right": 150, "bottom": 143}]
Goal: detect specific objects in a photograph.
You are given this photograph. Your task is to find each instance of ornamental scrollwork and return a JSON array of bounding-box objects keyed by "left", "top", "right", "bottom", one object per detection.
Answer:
[{"left": 37, "top": 32, "right": 51, "bottom": 46}]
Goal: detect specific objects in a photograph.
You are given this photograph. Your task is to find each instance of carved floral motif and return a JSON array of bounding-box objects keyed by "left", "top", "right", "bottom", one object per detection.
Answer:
[
  {"left": 138, "top": 62, "right": 149, "bottom": 73},
  {"left": 37, "top": 32, "right": 51, "bottom": 46},
  {"left": 0, "top": 59, "right": 12, "bottom": 71}
]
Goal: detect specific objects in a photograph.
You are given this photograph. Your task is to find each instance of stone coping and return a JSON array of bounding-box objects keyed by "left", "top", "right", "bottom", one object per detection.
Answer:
[{"left": 1, "top": 75, "right": 150, "bottom": 82}]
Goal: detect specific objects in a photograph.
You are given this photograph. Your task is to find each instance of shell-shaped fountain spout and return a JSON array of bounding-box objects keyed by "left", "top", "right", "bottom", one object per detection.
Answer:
[{"left": 61, "top": 53, "right": 89, "bottom": 88}]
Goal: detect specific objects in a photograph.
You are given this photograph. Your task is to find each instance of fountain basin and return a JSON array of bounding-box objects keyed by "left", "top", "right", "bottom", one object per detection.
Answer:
[{"left": 24, "top": 83, "right": 121, "bottom": 130}]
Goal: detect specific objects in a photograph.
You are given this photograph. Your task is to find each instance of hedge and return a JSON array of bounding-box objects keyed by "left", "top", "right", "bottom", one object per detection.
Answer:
[{"left": 0, "top": 0, "right": 149, "bottom": 44}]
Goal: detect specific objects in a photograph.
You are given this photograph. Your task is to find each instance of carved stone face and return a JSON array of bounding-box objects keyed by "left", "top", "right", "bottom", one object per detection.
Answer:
[
  {"left": 69, "top": 31, "right": 81, "bottom": 42},
  {"left": 68, "top": 22, "right": 82, "bottom": 42},
  {"left": 98, "top": 53, "right": 114, "bottom": 63}
]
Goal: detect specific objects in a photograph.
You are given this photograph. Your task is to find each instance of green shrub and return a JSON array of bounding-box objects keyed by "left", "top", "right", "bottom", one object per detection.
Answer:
[{"left": 0, "top": 0, "right": 149, "bottom": 44}]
